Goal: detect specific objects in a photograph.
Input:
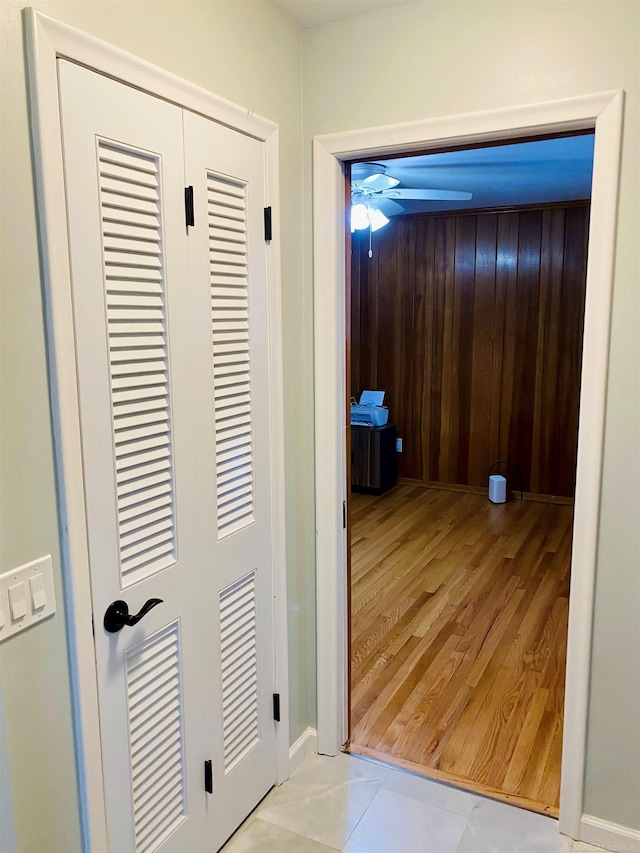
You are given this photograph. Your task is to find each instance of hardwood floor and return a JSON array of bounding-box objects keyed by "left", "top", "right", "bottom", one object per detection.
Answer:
[{"left": 349, "top": 485, "right": 572, "bottom": 816}]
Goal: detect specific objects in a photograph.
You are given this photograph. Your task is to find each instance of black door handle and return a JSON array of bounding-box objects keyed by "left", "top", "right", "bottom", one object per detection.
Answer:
[{"left": 103, "top": 598, "right": 163, "bottom": 633}]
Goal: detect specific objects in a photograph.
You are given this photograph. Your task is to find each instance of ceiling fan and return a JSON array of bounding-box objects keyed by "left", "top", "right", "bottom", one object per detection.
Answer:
[{"left": 351, "top": 162, "right": 473, "bottom": 233}]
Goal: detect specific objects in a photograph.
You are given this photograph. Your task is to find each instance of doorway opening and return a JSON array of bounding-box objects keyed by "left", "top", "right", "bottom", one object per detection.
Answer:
[
  {"left": 313, "top": 90, "right": 623, "bottom": 840},
  {"left": 346, "top": 133, "right": 594, "bottom": 816}
]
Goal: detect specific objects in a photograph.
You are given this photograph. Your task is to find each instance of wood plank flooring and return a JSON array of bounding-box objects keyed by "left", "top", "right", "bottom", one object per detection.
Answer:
[{"left": 349, "top": 485, "right": 572, "bottom": 816}]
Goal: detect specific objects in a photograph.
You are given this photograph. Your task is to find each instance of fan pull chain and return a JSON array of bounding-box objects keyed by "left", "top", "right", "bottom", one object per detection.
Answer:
[{"left": 368, "top": 225, "right": 373, "bottom": 259}]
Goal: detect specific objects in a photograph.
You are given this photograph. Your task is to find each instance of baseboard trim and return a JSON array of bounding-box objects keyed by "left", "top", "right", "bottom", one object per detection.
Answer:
[
  {"left": 397, "top": 478, "right": 574, "bottom": 506},
  {"left": 289, "top": 727, "right": 317, "bottom": 776},
  {"left": 579, "top": 815, "right": 640, "bottom": 852}
]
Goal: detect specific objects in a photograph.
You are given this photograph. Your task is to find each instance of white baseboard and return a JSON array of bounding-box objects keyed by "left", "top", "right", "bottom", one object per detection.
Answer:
[
  {"left": 579, "top": 815, "right": 640, "bottom": 852},
  {"left": 288, "top": 727, "right": 317, "bottom": 775}
]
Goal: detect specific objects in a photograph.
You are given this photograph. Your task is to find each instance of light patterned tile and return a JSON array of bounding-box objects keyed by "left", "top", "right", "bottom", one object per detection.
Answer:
[
  {"left": 354, "top": 755, "right": 480, "bottom": 817},
  {"left": 344, "top": 787, "right": 468, "bottom": 853},
  {"left": 456, "top": 798, "right": 573, "bottom": 852},
  {"left": 255, "top": 753, "right": 383, "bottom": 849},
  {"left": 222, "top": 816, "right": 338, "bottom": 852}
]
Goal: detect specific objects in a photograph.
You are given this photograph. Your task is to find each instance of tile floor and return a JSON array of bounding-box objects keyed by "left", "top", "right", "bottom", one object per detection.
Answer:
[{"left": 222, "top": 752, "right": 604, "bottom": 853}]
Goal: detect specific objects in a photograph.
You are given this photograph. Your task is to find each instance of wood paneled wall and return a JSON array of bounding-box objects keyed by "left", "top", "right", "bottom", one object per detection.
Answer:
[{"left": 351, "top": 203, "right": 589, "bottom": 497}]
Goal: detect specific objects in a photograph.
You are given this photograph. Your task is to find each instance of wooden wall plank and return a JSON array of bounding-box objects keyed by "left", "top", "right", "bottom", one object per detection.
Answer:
[
  {"left": 469, "top": 214, "right": 497, "bottom": 487},
  {"left": 495, "top": 213, "right": 520, "bottom": 482},
  {"left": 508, "top": 210, "right": 542, "bottom": 492},
  {"left": 351, "top": 221, "right": 362, "bottom": 404},
  {"left": 453, "top": 215, "right": 476, "bottom": 486},
  {"left": 351, "top": 203, "right": 589, "bottom": 497}
]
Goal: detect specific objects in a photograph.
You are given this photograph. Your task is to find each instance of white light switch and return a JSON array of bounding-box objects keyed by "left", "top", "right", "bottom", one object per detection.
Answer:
[
  {"left": 29, "top": 574, "right": 47, "bottom": 610},
  {"left": 0, "top": 556, "right": 56, "bottom": 642},
  {"left": 9, "top": 583, "right": 27, "bottom": 621}
]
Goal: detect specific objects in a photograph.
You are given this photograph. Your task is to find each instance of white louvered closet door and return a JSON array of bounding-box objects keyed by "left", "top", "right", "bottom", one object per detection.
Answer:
[
  {"left": 58, "top": 61, "right": 211, "bottom": 852},
  {"left": 183, "top": 111, "right": 277, "bottom": 852}
]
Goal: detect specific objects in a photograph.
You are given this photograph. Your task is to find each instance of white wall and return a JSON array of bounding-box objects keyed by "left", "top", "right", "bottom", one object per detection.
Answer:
[
  {"left": 0, "top": 2, "right": 308, "bottom": 849},
  {"left": 0, "top": 683, "right": 17, "bottom": 853},
  {"left": 302, "top": 0, "right": 639, "bottom": 832}
]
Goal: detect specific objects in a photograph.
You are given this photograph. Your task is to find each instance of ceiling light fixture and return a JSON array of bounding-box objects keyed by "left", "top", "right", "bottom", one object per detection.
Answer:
[
  {"left": 368, "top": 207, "right": 389, "bottom": 232},
  {"left": 350, "top": 203, "right": 389, "bottom": 233},
  {"left": 351, "top": 203, "right": 370, "bottom": 232}
]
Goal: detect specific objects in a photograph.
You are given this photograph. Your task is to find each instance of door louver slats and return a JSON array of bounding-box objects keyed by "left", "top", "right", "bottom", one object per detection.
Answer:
[
  {"left": 208, "top": 173, "right": 255, "bottom": 538},
  {"left": 220, "top": 572, "right": 259, "bottom": 774},
  {"left": 126, "top": 621, "right": 186, "bottom": 853},
  {"left": 98, "top": 141, "right": 176, "bottom": 585}
]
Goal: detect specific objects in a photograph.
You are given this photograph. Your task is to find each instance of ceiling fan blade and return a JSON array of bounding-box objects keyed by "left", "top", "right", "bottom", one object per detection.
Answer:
[
  {"left": 359, "top": 173, "right": 400, "bottom": 192},
  {"left": 369, "top": 198, "right": 404, "bottom": 216},
  {"left": 381, "top": 188, "right": 473, "bottom": 201}
]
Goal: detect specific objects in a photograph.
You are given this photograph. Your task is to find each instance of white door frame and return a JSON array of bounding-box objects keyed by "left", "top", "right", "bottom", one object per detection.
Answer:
[
  {"left": 313, "top": 90, "right": 624, "bottom": 840},
  {"left": 25, "top": 9, "right": 289, "bottom": 851}
]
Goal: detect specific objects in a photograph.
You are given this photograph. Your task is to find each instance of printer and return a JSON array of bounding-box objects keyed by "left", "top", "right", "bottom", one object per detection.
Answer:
[{"left": 350, "top": 390, "right": 389, "bottom": 427}]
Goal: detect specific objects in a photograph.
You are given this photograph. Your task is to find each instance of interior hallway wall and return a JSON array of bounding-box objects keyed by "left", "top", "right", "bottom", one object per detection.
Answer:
[
  {"left": 0, "top": 2, "right": 309, "bottom": 849},
  {"left": 0, "top": 682, "right": 16, "bottom": 853},
  {"left": 303, "top": 0, "right": 640, "bottom": 832}
]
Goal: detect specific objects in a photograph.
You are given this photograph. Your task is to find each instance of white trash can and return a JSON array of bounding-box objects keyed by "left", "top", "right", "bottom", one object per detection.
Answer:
[{"left": 488, "top": 474, "right": 507, "bottom": 504}]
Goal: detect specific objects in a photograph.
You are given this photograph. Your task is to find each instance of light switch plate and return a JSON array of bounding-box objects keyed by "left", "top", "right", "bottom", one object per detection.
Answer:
[{"left": 0, "top": 556, "right": 56, "bottom": 642}]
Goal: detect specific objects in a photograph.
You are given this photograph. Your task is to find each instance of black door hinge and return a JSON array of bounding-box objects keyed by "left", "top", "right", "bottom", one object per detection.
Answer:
[
  {"left": 264, "top": 206, "right": 272, "bottom": 242},
  {"left": 343, "top": 500, "right": 347, "bottom": 529},
  {"left": 204, "top": 759, "right": 213, "bottom": 794},
  {"left": 273, "top": 693, "right": 280, "bottom": 722},
  {"left": 185, "top": 186, "right": 195, "bottom": 227}
]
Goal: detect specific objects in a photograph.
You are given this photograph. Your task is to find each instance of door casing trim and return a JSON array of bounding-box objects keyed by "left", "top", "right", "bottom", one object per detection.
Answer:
[
  {"left": 312, "top": 90, "right": 624, "bottom": 840},
  {"left": 25, "top": 9, "right": 290, "bottom": 850}
]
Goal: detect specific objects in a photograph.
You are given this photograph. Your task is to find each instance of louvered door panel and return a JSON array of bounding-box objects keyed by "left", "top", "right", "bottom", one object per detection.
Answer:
[
  {"left": 220, "top": 572, "right": 260, "bottom": 774},
  {"left": 208, "top": 174, "right": 255, "bottom": 538},
  {"left": 126, "top": 621, "right": 186, "bottom": 853},
  {"left": 185, "top": 115, "right": 277, "bottom": 848},
  {"left": 98, "top": 140, "right": 177, "bottom": 586},
  {"left": 61, "top": 61, "right": 219, "bottom": 853}
]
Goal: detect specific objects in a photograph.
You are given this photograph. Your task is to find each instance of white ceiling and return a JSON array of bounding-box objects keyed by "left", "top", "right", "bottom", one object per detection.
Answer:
[
  {"left": 270, "top": 0, "right": 417, "bottom": 28},
  {"left": 353, "top": 134, "right": 596, "bottom": 217}
]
